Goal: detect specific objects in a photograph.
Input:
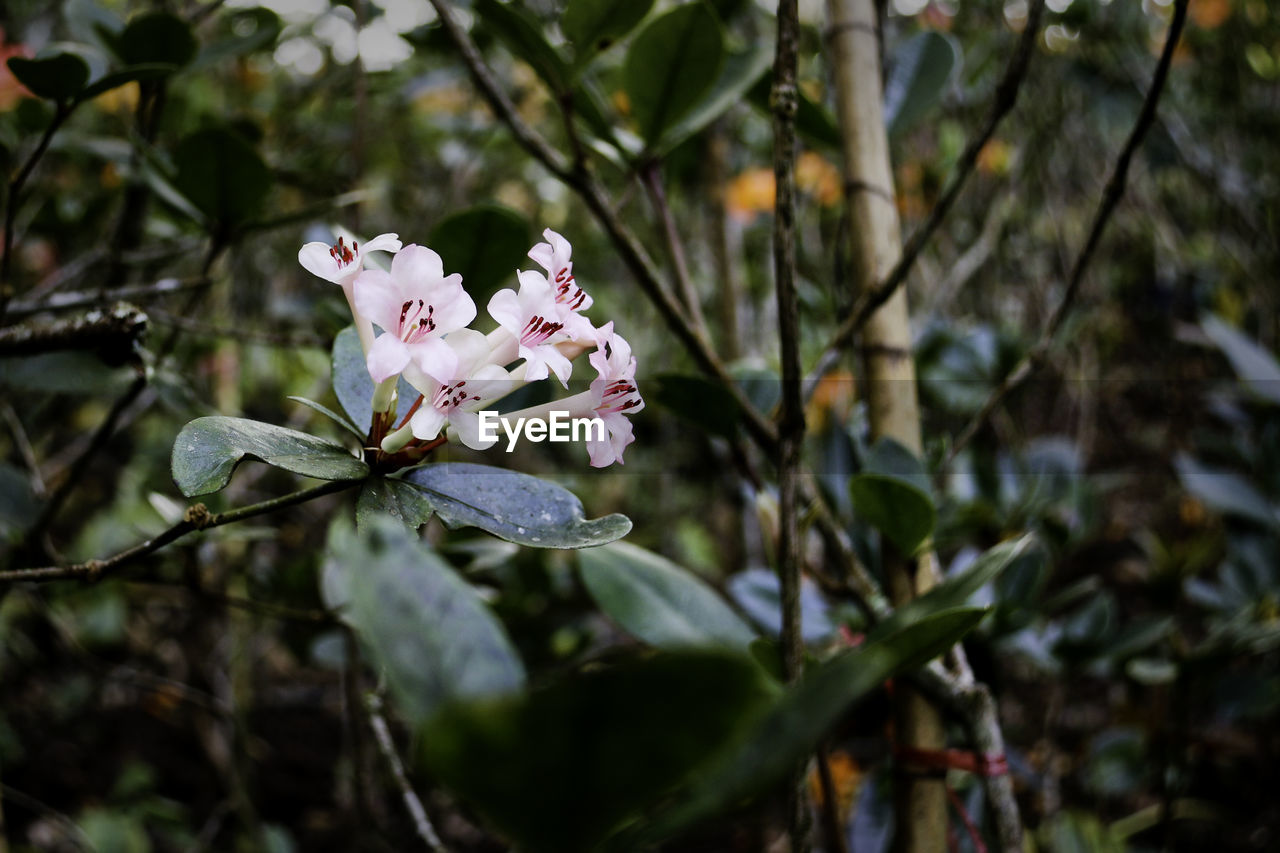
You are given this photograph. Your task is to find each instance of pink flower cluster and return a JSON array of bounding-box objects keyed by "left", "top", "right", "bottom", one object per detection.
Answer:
[{"left": 298, "top": 228, "right": 643, "bottom": 467}]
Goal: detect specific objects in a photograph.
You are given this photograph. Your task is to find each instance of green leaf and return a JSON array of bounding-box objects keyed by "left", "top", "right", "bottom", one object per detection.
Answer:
[
  {"left": 869, "top": 534, "right": 1035, "bottom": 642},
  {"left": 421, "top": 650, "right": 775, "bottom": 852},
  {"left": 473, "top": 0, "right": 570, "bottom": 93},
  {"left": 563, "top": 0, "right": 654, "bottom": 65},
  {"left": 7, "top": 54, "right": 89, "bottom": 101},
  {"left": 323, "top": 516, "right": 525, "bottom": 723},
  {"left": 630, "top": 608, "right": 988, "bottom": 844},
  {"left": 356, "top": 477, "right": 434, "bottom": 531},
  {"left": 884, "top": 31, "right": 960, "bottom": 137},
  {"left": 1174, "top": 453, "right": 1276, "bottom": 526},
  {"left": 172, "top": 126, "right": 272, "bottom": 228},
  {"left": 330, "top": 325, "right": 421, "bottom": 436},
  {"left": 848, "top": 440, "right": 936, "bottom": 555},
  {"left": 849, "top": 474, "right": 935, "bottom": 555},
  {"left": 1200, "top": 314, "right": 1280, "bottom": 405},
  {"left": 287, "top": 395, "right": 364, "bottom": 439},
  {"left": 189, "top": 7, "right": 282, "bottom": 72},
  {"left": 656, "top": 42, "right": 772, "bottom": 154},
  {"left": 77, "top": 64, "right": 179, "bottom": 101},
  {"left": 108, "top": 12, "right": 198, "bottom": 69},
  {"left": 651, "top": 373, "right": 742, "bottom": 439},
  {"left": 171, "top": 416, "right": 368, "bottom": 497},
  {"left": 404, "top": 462, "right": 631, "bottom": 548},
  {"left": 578, "top": 542, "right": 757, "bottom": 651},
  {"left": 427, "top": 205, "right": 531, "bottom": 304},
  {"left": 623, "top": 3, "right": 724, "bottom": 148}
]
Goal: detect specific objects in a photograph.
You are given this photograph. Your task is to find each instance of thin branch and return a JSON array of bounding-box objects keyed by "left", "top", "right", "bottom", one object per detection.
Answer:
[
  {"left": 772, "top": 2, "right": 812, "bottom": 849},
  {"left": 641, "top": 161, "right": 711, "bottom": 338},
  {"left": 425, "top": 0, "right": 778, "bottom": 454},
  {"left": 27, "top": 370, "right": 149, "bottom": 543},
  {"left": 124, "top": 579, "right": 336, "bottom": 624},
  {"left": 1, "top": 402, "right": 45, "bottom": 497},
  {"left": 946, "top": 0, "right": 1189, "bottom": 464},
  {"left": 147, "top": 308, "right": 329, "bottom": 349},
  {"left": 805, "top": 0, "right": 1046, "bottom": 399},
  {"left": 4, "top": 276, "right": 209, "bottom": 321},
  {"left": 0, "top": 303, "right": 148, "bottom": 356},
  {"left": 0, "top": 784, "right": 92, "bottom": 851},
  {"left": 0, "top": 479, "right": 357, "bottom": 584},
  {"left": 364, "top": 691, "right": 448, "bottom": 852},
  {"left": 2, "top": 102, "right": 73, "bottom": 313},
  {"left": 913, "top": 661, "right": 1022, "bottom": 853}
]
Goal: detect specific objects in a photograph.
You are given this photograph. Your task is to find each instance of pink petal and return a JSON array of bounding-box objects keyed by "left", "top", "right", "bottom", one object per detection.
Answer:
[
  {"left": 407, "top": 335, "right": 459, "bottom": 385},
  {"left": 429, "top": 275, "right": 477, "bottom": 332},
  {"left": 390, "top": 244, "right": 445, "bottom": 285},
  {"left": 487, "top": 288, "right": 524, "bottom": 334},
  {"left": 353, "top": 269, "right": 404, "bottom": 331},
  {"left": 366, "top": 333, "right": 411, "bottom": 383}
]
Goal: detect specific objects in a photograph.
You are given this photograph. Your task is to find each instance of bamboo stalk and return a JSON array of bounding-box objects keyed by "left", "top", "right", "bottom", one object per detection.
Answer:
[{"left": 825, "top": 1, "right": 946, "bottom": 849}]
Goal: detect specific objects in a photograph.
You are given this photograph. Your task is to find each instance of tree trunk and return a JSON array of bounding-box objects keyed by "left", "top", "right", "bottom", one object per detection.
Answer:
[{"left": 825, "top": 0, "right": 948, "bottom": 850}]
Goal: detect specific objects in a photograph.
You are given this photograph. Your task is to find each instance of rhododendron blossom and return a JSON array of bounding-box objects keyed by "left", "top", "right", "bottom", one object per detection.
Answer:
[
  {"left": 297, "top": 226, "right": 641, "bottom": 467},
  {"left": 354, "top": 244, "right": 475, "bottom": 384},
  {"left": 528, "top": 228, "right": 595, "bottom": 343},
  {"left": 486, "top": 270, "right": 573, "bottom": 386},
  {"left": 298, "top": 232, "right": 402, "bottom": 352},
  {"left": 499, "top": 323, "right": 644, "bottom": 467}
]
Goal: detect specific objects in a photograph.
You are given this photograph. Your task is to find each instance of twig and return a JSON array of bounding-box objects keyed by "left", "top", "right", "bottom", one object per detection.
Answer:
[
  {"left": 123, "top": 579, "right": 335, "bottom": 624},
  {"left": 805, "top": 0, "right": 1045, "bottom": 399},
  {"left": 705, "top": 124, "right": 742, "bottom": 359},
  {"left": 364, "top": 691, "right": 448, "bottom": 852},
  {"left": 1, "top": 102, "right": 73, "bottom": 312},
  {"left": 147, "top": 308, "right": 329, "bottom": 349},
  {"left": 4, "top": 276, "right": 209, "bottom": 320},
  {"left": 0, "top": 479, "right": 357, "bottom": 584},
  {"left": 946, "top": 0, "right": 1189, "bottom": 465},
  {"left": 424, "top": 0, "right": 778, "bottom": 454},
  {"left": 1, "top": 402, "right": 45, "bottom": 496},
  {"left": 772, "top": 2, "right": 812, "bottom": 850},
  {"left": 0, "top": 303, "right": 148, "bottom": 356},
  {"left": 26, "top": 370, "right": 149, "bottom": 543},
  {"left": 641, "top": 161, "right": 711, "bottom": 338},
  {"left": 0, "top": 784, "right": 92, "bottom": 851},
  {"left": 913, "top": 662, "right": 1022, "bottom": 853}
]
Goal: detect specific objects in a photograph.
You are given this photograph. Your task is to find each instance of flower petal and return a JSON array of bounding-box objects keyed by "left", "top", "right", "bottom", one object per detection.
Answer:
[
  {"left": 450, "top": 410, "right": 498, "bottom": 450},
  {"left": 352, "top": 269, "right": 404, "bottom": 331},
  {"left": 298, "top": 242, "right": 341, "bottom": 283},
  {"left": 366, "top": 333, "right": 411, "bottom": 383},
  {"left": 409, "top": 405, "right": 448, "bottom": 441},
  {"left": 407, "top": 335, "right": 459, "bottom": 385},
  {"left": 390, "top": 243, "right": 445, "bottom": 285},
  {"left": 487, "top": 287, "right": 524, "bottom": 334},
  {"left": 360, "top": 232, "right": 402, "bottom": 256}
]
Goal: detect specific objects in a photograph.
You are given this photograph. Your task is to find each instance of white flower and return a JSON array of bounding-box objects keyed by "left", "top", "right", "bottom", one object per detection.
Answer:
[
  {"left": 298, "top": 233, "right": 402, "bottom": 286},
  {"left": 298, "top": 232, "right": 402, "bottom": 354},
  {"left": 486, "top": 270, "right": 573, "bottom": 386},
  {"left": 528, "top": 228, "right": 596, "bottom": 343},
  {"left": 496, "top": 322, "right": 643, "bottom": 467},
  {"left": 399, "top": 330, "right": 515, "bottom": 450},
  {"left": 353, "top": 244, "right": 475, "bottom": 384},
  {"left": 584, "top": 323, "right": 643, "bottom": 467}
]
